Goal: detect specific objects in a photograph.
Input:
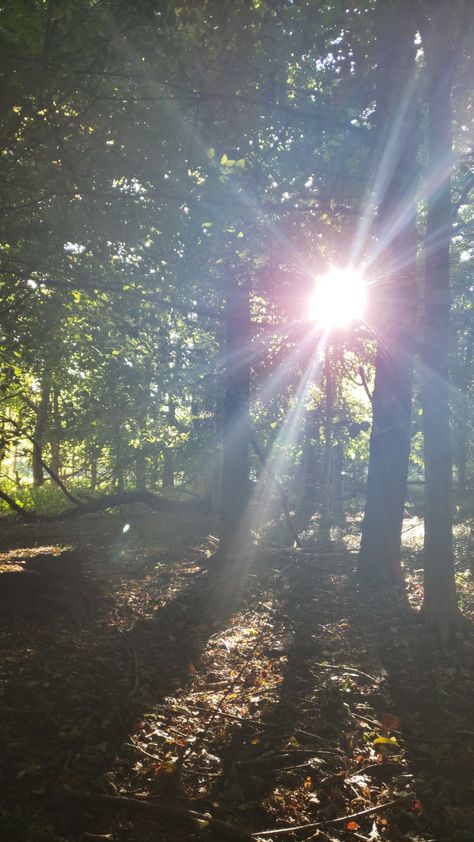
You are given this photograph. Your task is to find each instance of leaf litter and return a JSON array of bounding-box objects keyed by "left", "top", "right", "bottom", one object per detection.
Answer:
[{"left": 1, "top": 511, "right": 474, "bottom": 841}]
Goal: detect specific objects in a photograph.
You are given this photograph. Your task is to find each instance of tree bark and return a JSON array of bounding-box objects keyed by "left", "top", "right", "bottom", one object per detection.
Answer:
[
  {"left": 457, "top": 393, "right": 468, "bottom": 495},
  {"left": 332, "top": 433, "right": 344, "bottom": 521},
  {"left": 50, "top": 385, "right": 61, "bottom": 479},
  {"left": 90, "top": 458, "right": 97, "bottom": 492},
  {"left": 134, "top": 450, "right": 147, "bottom": 490},
  {"left": 358, "top": 1, "right": 419, "bottom": 584},
  {"left": 32, "top": 376, "right": 51, "bottom": 486},
  {"left": 219, "top": 281, "right": 251, "bottom": 557},
  {"left": 113, "top": 423, "right": 125, "bottom": 492},
  {"left": 420, "top": 1, "right": 465, "bottom": 637},
  {"left": 300, "top": 408, "right": 321, "bottom": 514},
  {"left": 320, "top": 345, "right": 334, "bottom": 543},
  {"left": 454, "top": 334, "right": 472, "bottom": 495},
  {"left": 162, "top": 402, "right": 176, "bottom": 489}
]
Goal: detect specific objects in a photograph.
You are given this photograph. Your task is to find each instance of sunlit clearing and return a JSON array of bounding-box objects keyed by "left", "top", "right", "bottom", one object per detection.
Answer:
[{"left": 310, "top": 267, "right": 366, "bottom": 329}]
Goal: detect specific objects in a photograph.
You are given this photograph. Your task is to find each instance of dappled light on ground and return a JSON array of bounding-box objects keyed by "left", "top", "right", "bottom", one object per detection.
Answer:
[{"left": 3, "top": 512, "right": 474, "bottom": 840}]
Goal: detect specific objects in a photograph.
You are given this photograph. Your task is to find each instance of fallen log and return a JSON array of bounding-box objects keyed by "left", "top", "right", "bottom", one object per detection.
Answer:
[
  {"left": 0, "top": 489, "right": 206, "bottom": 522},
  {"left": 53, "top": 490, "right": 206, "bottom": 520},
  {"left": 57, "top": 788, "right": 255, "bottom": 842}
]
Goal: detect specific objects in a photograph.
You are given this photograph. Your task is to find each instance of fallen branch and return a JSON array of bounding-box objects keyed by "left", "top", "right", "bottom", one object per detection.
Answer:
[
  {"left": 57, "top": 788, "right": 255, "bottom": 842},
  {"left": 50, "top": 490, "right": 206, "bottom": 520},
  {"left": 254, "top": 796, "right": 410, "bottom": 837},
  {"left": 0, "top": 489, "right": 36, "bottom": 521}
]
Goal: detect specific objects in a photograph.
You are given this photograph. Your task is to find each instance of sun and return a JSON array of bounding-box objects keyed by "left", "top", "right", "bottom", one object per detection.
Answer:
[{"left": 310, "top": 266, "right": 366, "bottom": 330}]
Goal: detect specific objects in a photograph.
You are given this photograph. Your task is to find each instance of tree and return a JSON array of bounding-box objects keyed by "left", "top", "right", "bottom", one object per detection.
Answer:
[
  {"left": 358, "top": 0, "right": 419, "bottom": 584},
  {"left": 418, "top": 0, "right": 472, "bottom": 636},
  {"left": 220, "top": 281, "right": 251, "bottom": 557}
]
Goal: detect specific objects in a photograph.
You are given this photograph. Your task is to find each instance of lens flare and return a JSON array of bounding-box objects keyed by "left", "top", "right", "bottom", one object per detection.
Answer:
[{"left": 310, "top": 267, "right": 366, "bottom": 329}]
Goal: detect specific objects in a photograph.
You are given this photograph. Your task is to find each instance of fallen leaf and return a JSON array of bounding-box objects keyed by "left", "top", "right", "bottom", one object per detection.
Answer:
[
  {"left": 347, "top": 820, "right": 361, "bottom": 831},
  {"left": 373, "top": 735, "right": 399, "bottom": 746}
]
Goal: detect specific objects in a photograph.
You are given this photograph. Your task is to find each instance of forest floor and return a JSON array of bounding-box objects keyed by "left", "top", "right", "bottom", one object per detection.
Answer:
[{"left": 1, "top": 507, "right": 474, "bottom": 842}]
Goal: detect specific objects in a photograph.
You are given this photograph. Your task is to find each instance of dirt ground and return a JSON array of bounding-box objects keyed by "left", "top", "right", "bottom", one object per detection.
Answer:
[{"left": 1, "top": 508, "right": 474, "bottom": 842}]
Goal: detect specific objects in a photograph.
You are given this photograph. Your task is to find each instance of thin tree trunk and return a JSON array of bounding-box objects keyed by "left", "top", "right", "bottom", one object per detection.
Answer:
[
  {"left": 0, "top": 417, "right": 4, "bottom": 478},
  {"left": 455, "top": 335, "right": 472, "bottom": 495},
  {"left": 135, "top": 450, "right": 147, "bottom": 490},
  {"left": 457, "top": 386, "right": 468, "bottom": 496},
  {"left": 358, "top": 2, "right": 419, "bottom": 584},
  {"left": 50, "top": 386, "right": 61, "bottom": 479},
  {"left": 90, "top": 459, "right": 97, "bottom": 492},
  {"left": 32, "top": 376, "right": 51, "bottom": 486},
  {"left": 162, "top": 402, "right": 176, "bottom": 489},
  {"left": 13, "top": 444, "right": 19, "bottom": 485},
  {"left": 149, "top": 457, "right": 159, "bottom": 491},
  {"left": 219, "top": 281, "right": 251, "bottom": 557},
  {"left": 301, "top": 409, "right": 321, "bottom": 514},
  {"left": 113, "top": 424, "right": 125, "bottom": 492},
  {"left": 320, "top": 346, "right": 333, "bottom": 543},
  {"left": 332, "top": 435, "right": 344, "bottom": 521}
]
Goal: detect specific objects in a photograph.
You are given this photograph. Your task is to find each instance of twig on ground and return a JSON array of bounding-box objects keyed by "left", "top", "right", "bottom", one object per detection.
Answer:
[
  {"left": 182, "top": 701, "right": 273, "bottom": 729},
  {"left": 125, "top": 742, "right": 160, "bottom": 762},
  {"left": 315, "top": 663, "right": 377, "bottom": 683},
  {"left": 254, "top": 796, "right": 410, "bottom": 837}
]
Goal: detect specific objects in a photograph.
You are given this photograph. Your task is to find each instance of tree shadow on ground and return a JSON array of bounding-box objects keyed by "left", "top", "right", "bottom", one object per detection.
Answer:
[
  {"left": 202, "top": 541, "right": 355, "bottom": 834},
  {"left": 0, "top": 514, "right": 246, "bottom": 841},
  {"left": 350, "top": 588, "right": 474, "bottom": 841}
]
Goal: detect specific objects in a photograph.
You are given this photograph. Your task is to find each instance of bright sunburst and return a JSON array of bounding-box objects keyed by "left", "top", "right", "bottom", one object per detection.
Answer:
[{"left": 310, "top": 266, "right": 366, "bottom": 329}]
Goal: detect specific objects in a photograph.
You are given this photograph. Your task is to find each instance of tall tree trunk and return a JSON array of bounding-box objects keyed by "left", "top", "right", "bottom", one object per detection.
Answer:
[
  {"left": 358, "top": 2, "right": 419, "bottom": 584},
  {"left": 455, "top": 334, "right": 472, "bottom": 495},
  {"left": 162, "top": 402, "right": 176, "bottom": 489},
  {"left": 420, "top": 1, "right": 465, "bottom": 636},
  {"left": 135, "top": 450, "right": 147, "bottom": 490},
  {"left": 0, "top": 417, "right": 4, "bottom": 479},
  {"left": 32, "top": 376, "right": 51, "bottom": 486},
  {"left": 149, "top": 456, "right": 159, "bottom": 491},
  {"left": 332, "top": 434, "right": 345, "bottom": 522},
  {"left": 50, "top": 386, "right": 61, "bottom": 479},
  {"left": 219, "top": 281, "right": 251, "bottom": 557},
  {"left": 320, "top": 346, "right": 334, "bottom": 543},
  {"left": 300, "top": 408, "right": 321, "bottom": 514},
  {"left": 113, "top": 424, "right": 124, "bottom": 492},
  {"left": 90, "top": 458, "right": 97, "bottom": 492},
  {"left": 457, "top": 393, "right": 468, "bottom": 495},
  {"left": 13, "top": 444, "right": 19, "bottom": 485}
]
